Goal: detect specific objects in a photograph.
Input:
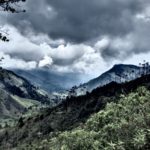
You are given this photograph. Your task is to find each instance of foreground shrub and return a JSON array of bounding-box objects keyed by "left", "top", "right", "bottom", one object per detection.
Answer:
[{"left": 49, "top": 87, "right": 150, "bottom": 150}]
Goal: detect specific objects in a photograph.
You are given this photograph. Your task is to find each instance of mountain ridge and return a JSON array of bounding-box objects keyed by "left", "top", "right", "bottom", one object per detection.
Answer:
[
  {"left": 13, "top": 68, "right": 87, "bottom": 93},
  {"left": 67, "top": 64, "right": 140, "bottom": 97},
  {"left": 84, "top": 64, "right": 140, "bottom": 90},
  {"left": 0, "top": 68, "right": 52, "bottom": 119}
]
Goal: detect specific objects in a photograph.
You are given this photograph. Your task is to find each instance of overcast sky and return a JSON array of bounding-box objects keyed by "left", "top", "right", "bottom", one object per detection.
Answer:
[{"left": 0, "top": 0, "right": 150, "bottom": 78}]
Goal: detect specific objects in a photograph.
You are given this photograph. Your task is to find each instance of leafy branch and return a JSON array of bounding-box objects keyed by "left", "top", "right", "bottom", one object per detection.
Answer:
[
  {"left": 0, "top": 0, "right": 26, "bottom": 42},
  {"left": 0, "top": 0, "right": 26, "bottom": 13}
]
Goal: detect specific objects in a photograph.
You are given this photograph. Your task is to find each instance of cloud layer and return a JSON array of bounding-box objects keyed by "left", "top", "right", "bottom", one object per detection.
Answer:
[
  {"left": 0, "top": 0, "right": 150, "bottom": 77},
  {"left": 5, "top": 0, "right": 149, "bottom": 43}
]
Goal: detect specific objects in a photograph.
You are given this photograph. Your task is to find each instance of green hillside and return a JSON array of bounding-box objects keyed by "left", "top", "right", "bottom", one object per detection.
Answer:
[
  {"left": 11, "top": 95, "right": 41, "bottom": 108},
  {"left": 1, "top": 74, "right": 150, "bottom": 149},
  {"left": 20, "top": 86, "right": 150, "bottom": 150}
]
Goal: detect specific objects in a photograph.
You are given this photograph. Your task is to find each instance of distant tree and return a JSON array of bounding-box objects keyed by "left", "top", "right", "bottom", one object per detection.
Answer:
[
  {"left": 124, "top": 74, "right": 129, "bottom": 82},
  {"left": 139, "top": 63, "right": 142, "bottom": 77},
  {"left": 113, "top": 74, "right": 117, "bottom": 82},
  {"left": 139, "top": 61, "right": 150, "bottom": 76},
  {"left": 131, "top": 70, "right": 135, "bottom": 79},
  {"left": 0, "top": 124, "right": 2, "bottom": 129},
  {"left": 145, "top": 62, "right": 149, "bottom": 75},
  {"left": 4, "top": 122, "right": 9, "bottom": 128},
  {"left": 69, "top": 86, "right": 77, "bottom": 97},
  {"left": 18, "top": 117, "right": 24, "bottom": 128},
  {"left": 116, "top": 73, "right": 122, "bottom": 83},
  {"left": 4, "top": 130, "right": 8, "bottom": 140}
]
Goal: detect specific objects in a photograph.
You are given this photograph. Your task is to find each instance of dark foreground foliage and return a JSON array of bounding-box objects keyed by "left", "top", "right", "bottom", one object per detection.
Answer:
[
  {"left": 1, "top": 75, "right": 150, "bottom": 149},
  {"left": 17, "top": 86, "right": 150, "bottom": 150}
]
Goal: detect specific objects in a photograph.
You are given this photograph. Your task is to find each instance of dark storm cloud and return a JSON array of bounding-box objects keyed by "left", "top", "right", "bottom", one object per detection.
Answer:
[
  {"left": 1, "top": 0, "right": 150, "bottom": 72},
  {"left": 101, "top": 47, "right": 119, "bottom": 60},
  {"left": 52, "top": 58, "right": 76, "bottom": 66},
  {"left": 4, "top": 0, "right": 149, "bottom": 43}
]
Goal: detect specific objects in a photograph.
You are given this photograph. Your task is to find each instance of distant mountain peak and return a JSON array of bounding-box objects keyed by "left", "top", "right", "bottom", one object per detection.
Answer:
[
  {"left": 110, "top": 64, "right": 139, "bottom": 71},
  {"left": 68, "top": 64, "right": 141, "bottom": 97}
]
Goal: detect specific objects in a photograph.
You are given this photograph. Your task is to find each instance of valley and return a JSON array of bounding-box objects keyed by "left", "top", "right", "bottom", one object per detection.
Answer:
[
  {"left": 0, "top": 64, "right": 149, "bottom": 149},
  {"left": 1, "top": 0, "right": 150, "bottom": 149}
]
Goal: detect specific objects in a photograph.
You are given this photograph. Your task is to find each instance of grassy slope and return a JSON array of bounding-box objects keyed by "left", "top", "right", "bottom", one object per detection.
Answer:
[
  {"left": 0, "top": 95, "right": 41, "bottom": 128},
  {"left": 11, "top": 95, "right": 41, "bottom": 108}
]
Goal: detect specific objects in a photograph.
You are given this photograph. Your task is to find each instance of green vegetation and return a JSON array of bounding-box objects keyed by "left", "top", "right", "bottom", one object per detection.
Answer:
[
  {"left": 22, "top": 86, "right": 150, "bottom": 150},
  {"left": 11, "top": 95, "right": 41, "bottom": 108}
]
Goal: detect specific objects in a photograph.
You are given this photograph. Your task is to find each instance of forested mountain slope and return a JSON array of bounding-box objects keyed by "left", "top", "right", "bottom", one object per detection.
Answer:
[
  {"left": 0, "top": 74, "right": 150, "bottom": 149},
  {"left": 68, "top": 64, "right": 140, "bottom": 97}
]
